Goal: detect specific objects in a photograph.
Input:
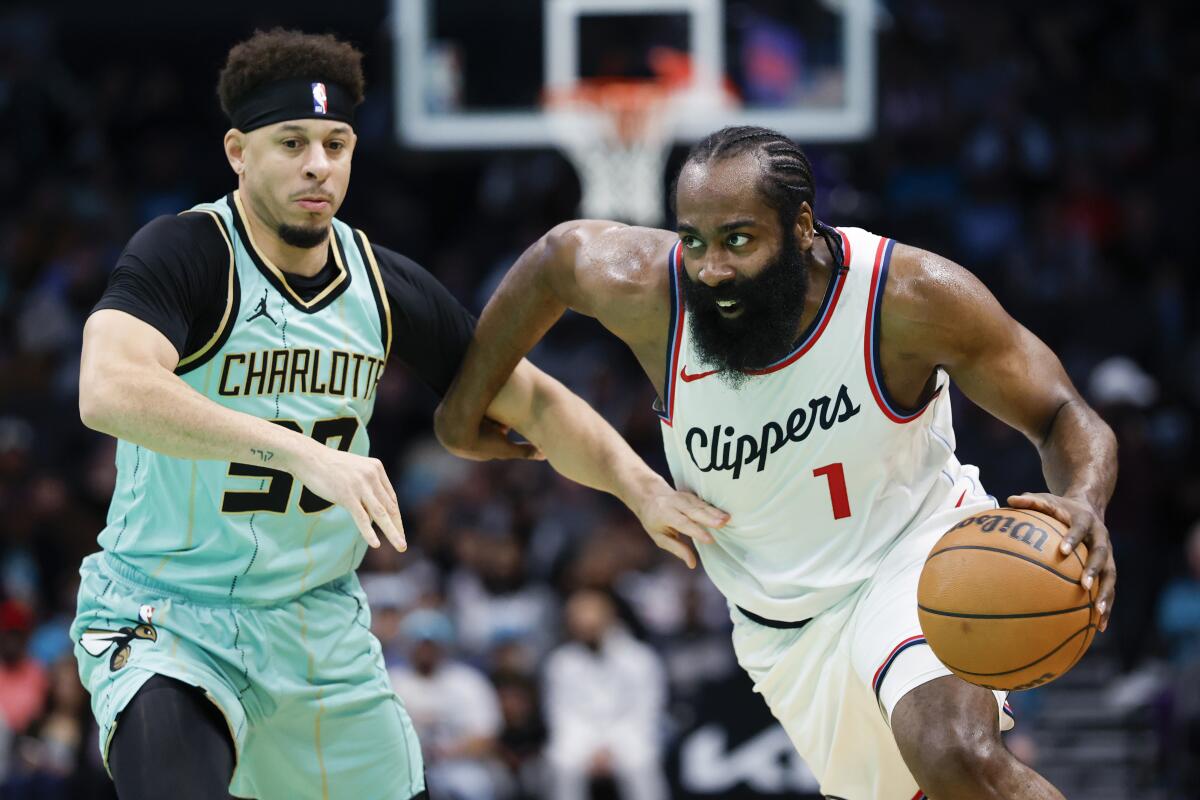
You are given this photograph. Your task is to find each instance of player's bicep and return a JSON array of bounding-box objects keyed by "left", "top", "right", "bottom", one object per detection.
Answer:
[
  {"left": 908, "top": 249, "right": 1077, "bottom": 444},
  {"left": 530, "top": 219, "right": 624, "bottom": 318},
  {"left": 79, "top": 309, "right": 181, "bottom": 426},
  {"left": 551, "top": 221, "right": 673, "bottom": 343},
  {"left": 82, "top": 309, "right": 181, "bottom": 376},
  {"left": 951, "top": 318, "right": 1078, "bottom": 445}
]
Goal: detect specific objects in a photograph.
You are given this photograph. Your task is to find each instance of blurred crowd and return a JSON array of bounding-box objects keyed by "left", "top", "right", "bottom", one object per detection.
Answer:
[{"left": 1, "top": 1, "right": 1198, "bottom": 798}]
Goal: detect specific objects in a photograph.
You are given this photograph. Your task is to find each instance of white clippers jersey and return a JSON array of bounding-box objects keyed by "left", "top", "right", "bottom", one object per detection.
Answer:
[{"left": 657, "top": 227, "right": 990, "bottom": 623}]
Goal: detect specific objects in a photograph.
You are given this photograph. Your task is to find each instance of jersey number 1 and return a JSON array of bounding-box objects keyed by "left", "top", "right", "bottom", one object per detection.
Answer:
[
  {"left": 221, "top": 417, "right": 359, "bottom": 515},
  {"left": 813, "top": 463, "right": 852, "bottom": 520}
]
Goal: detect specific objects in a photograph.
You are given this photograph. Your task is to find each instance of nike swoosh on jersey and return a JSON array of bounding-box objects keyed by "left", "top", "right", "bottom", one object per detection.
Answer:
[{"left": 680, "top": 365, "right": 719, "bottom": 382}]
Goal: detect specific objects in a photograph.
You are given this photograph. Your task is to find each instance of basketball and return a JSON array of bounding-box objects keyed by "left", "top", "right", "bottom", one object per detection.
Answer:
[{"left": 917, "top": 508, "right": 1099, "bottom": 692}]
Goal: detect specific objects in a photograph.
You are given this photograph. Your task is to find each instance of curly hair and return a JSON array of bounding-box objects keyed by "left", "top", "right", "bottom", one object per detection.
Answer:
[{"left": 217, "top": 28, "right": 365, "bottom": 117}]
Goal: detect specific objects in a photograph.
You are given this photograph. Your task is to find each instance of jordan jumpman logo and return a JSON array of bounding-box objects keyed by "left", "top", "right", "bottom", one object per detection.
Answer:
[{"left": 245, "top": 289, "right": 277, "bottom": 325}]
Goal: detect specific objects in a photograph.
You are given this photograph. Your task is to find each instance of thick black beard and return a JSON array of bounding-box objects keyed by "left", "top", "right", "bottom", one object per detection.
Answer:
[
  {"left": 680, "top": 232, "right": 811, "bottom": 390},
  {"left": 277, "top": 223, "right": 330, "bottom": 249}
]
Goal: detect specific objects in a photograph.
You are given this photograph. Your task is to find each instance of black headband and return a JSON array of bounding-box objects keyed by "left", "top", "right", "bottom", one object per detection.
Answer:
[{"left": 229, "top": 78, "right": 356, "bottom": 133}]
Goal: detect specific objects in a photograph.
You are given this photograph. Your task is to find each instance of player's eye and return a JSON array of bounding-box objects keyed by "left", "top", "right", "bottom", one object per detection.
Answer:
[
  {"left": 327, "top": 140, "right": 345, "bottom": 151},
  {"left": 282, "top": 139, "right": 302, "bottom": 149},
  {"left": 680, "top": 235, "right": 703, "bottom": 250},
  {"left": 727, "top": 233, "right": 751, "bottom": 247}
]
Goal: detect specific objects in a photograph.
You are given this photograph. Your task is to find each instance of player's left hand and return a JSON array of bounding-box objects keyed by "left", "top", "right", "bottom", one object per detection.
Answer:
[
  {"left": 633, "top": 483, "right": 729, "bottom": 570},
  {"left": 1007, "top": 492, "right": 1115, "bottom": 632}
]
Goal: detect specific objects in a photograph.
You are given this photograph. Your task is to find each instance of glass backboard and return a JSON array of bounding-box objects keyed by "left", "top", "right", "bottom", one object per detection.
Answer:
[{"left": 392, "top": 0, "right": 877, "bottom": 149}]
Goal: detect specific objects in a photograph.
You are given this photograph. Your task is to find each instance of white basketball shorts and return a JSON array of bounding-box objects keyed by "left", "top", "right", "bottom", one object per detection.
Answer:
[{"left": 729, "top": 471, "right": 1015, "bottom": 800}]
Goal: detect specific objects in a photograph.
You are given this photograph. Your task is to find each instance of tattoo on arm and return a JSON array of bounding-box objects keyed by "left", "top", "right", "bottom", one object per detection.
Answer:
[{"left": 251, "top": 448, "right": 274, "bottom": 462}]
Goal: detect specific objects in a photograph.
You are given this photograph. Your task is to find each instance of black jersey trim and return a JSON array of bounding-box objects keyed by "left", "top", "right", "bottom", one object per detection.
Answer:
[
  {"left": 353, "top": 228, "right": 393, "bottom": 361},
  {"left": 176, "top": 209, "right": 240, "bottom": 376},
  {"left": 653, "top": 241, "right": 684, "bottom": 425},
  {"left": 866, "top": 237, "right": 941, "bottom": 422},
  {"left": 226, "top": 191, "right": 352, "bottom": 314}
]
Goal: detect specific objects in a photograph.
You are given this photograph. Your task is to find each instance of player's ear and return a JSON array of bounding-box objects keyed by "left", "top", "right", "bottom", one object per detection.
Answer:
[
  {"left": 795, "top": 202, "right": 814, "bottom": 250},
  {"left": 224, "top": 129, "right": 247, "bottom": 177}
]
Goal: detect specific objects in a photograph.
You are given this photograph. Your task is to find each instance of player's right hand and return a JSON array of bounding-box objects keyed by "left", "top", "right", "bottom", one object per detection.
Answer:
[{"left": 288, "top": 441, "right": 406, "bottom": 551}]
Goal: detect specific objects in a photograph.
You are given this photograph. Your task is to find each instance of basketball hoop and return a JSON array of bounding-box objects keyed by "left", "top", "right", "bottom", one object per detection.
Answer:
[{"left": 544, "top": 79, "right": 678, "bottom": 227}]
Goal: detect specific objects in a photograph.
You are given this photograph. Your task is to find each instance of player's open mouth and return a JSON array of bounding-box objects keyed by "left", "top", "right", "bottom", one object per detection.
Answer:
[{"left": 716, "top": 298, "right": 743, "bottom": 318}]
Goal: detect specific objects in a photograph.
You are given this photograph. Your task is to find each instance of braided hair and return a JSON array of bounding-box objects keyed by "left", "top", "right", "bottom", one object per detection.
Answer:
[{"left": 674, "top": 126, "right": 840, "bottom": 258}]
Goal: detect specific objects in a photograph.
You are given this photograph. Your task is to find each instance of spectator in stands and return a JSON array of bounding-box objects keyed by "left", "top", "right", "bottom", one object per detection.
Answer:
[
  {"left": 493, "top": 671, "right": 547, "bottom": 800},
  {"left": 543, "top": 589, "right": 668, "bottom": 800},
  {"left": 390, "top": 609, "right": 504, "bottom": 800},
  {"left": 1160, "top": 520, "right": 1200, "bottom": 793},
  {"left": 3, "top": 655, "right": 88, "bottom": 800},
  {"left": 1159, "top": 520, "right": 1200, "bottom": 667},
  {"left": 0, "top": 716, "right": 10, "bottom": 787},
  {"left": 0, "top": 600, "right": 48, "bottom": 736},
  {"left": 449, "top": 530, "right": 558, "bottom": 662},
  {"left": 660, "top": 579, "right": 737, "bottom": 727}
]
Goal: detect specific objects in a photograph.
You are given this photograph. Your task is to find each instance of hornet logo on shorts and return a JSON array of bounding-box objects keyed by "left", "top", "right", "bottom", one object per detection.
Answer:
[
  {"left": 312, "top": 82, "right": 328, "bottom": 114},
  {"left": 79, "top": 604, "right": 158, "bottom": 671}
]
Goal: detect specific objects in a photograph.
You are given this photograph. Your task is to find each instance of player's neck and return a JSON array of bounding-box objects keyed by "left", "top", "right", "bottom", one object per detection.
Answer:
[
  {"left": 792, "top": 241, "right": 836, "bottom": 342},
  {"left": 238, "top": 191, "right": 331, "bottom": 278}
]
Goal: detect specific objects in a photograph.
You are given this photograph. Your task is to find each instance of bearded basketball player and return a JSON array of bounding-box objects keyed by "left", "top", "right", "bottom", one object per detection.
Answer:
[
  {"left": 436, "top": 127, "right": 1118, "bottom": 799},
  {"left": 72, "top": 29, "right": 723, "bottom": 800}
]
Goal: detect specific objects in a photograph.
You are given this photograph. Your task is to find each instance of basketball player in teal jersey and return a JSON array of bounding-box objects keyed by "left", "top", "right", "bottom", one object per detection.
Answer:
[{"left": 72, "top": 29, "right": 725, "bottom": 800}]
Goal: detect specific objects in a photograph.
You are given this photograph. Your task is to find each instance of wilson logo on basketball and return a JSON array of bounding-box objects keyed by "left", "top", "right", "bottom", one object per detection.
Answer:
[
  {"left": 685, "top": 384, "right": 861, "bottom": 479},
  {"left": 950, "top": 513, "right": 1050, "bottom": 553}
]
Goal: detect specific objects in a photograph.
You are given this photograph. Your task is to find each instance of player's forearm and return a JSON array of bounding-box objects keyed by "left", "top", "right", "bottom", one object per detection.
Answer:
[
  {"left": 518, "top": 374, "right": 668, "bottom": 515},
  {"left": 435, "top": 234, "right": 570, "bottom": 448},
  {"left": 79, "top": 364, "right": 318, "bottom": 470},
  {"left": 1037, "top": 399, "right": 1117, "bottom": 515}
]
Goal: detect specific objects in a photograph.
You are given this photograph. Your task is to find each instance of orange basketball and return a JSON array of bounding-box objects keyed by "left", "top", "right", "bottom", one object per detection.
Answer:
[{"left": 916, "top": 507, "right": 1099, "bottom": 692}]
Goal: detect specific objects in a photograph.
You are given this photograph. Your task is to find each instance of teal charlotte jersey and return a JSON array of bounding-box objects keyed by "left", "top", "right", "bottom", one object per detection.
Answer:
[
  {"left": 72, "top": 192, "right": 459, "bottom": 798},
  {"left": 100, "top": 191, "right": 393, "bottom": 604}
]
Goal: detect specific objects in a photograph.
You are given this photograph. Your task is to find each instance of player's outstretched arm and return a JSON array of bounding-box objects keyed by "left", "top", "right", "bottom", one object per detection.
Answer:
[
  {"left": 483, "top": 359, "right": 728, "bottom": 569},
  {"left": 888, "top": 245, "right": 1118, "bottom": 628},
  {"left": 434, "top": 220, "right": 726, "bottom": 567},
  {"left": 79, "top": 309, "right": 406, "bottom": 550},
  {"left": 435, "top": 219, "right": 674, "bottom": 456}
]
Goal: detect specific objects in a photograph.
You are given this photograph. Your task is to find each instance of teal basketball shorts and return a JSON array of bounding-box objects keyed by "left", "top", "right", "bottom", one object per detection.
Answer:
[{"left": 71, "top": 552, "right": 425, "bottom": 800}]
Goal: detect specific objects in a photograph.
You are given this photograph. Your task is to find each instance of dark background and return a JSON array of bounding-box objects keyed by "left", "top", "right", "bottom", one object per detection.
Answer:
[{"left": 0, "top": 1, "right": 1197, "bottom": 798}]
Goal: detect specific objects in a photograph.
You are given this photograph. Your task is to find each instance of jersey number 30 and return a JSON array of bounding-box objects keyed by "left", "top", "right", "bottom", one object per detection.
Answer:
[{"left": 221, "top": 417, "right": 358, "bottom": 515}]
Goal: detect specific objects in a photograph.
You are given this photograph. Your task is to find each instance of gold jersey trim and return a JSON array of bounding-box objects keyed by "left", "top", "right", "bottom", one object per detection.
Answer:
[
  {"left": 231, "top": 190, "right": 349, "bottom": 310},
  {"left": 355, "top": 228, "right": 393, "bottom": 362},
  {"left": 176, "top": 209, "right": 236, "bottom": 370}
]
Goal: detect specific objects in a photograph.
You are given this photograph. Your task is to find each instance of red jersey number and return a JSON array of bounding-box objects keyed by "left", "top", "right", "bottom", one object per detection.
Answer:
[{"left": 813, "top": 463, "right": 852, "bottom": 520}]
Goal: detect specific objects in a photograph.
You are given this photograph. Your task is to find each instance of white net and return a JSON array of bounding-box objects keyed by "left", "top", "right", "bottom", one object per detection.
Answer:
[{"left": 545, "top": 83, "right": 678, "bottom": 227}]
